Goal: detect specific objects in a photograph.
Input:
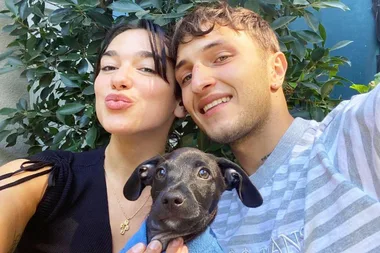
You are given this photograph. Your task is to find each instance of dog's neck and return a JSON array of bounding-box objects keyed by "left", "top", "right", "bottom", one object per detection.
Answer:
[{"left": 146, "top": 207, "right": 218, "bottom": 250}]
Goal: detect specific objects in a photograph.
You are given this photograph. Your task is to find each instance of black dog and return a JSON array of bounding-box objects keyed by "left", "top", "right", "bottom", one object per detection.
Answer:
[{"left": 123, "top": 147, "right": 263, "bottom": 250}]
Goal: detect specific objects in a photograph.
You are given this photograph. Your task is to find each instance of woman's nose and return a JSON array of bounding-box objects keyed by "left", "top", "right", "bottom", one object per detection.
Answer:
[{"left": 111, "top": 68, "right": 133, "bottom": 90}]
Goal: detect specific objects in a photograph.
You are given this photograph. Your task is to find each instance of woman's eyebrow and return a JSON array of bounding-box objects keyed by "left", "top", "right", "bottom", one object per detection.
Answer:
[
  {"left": 102, "top": 50, "right": 153, "bottom": 59},
  {"left": 136, "top": 50, "right": 154, "bottom": 59},
  {"left": 102, "top": 50, "right": 118, "bottom": 57}
]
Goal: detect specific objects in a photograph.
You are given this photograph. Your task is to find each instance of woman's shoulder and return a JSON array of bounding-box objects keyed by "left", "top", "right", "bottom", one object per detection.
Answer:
[{"left": 28, "top": 146, "right": 106, "bottom": 168}]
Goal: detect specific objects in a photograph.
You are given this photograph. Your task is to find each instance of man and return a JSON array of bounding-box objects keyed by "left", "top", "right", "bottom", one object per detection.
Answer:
[{"left": 130, "top": 2, "right": 380, "bottom": 252}]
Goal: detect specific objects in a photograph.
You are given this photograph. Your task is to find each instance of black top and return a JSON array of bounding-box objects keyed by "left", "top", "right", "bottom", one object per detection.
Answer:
[{"left": 15, "top": 147, "right": 113, "bottom": 253}]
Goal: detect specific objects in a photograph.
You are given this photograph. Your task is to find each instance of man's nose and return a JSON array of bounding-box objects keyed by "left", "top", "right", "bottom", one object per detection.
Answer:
[
  {"left": 111, "top": 67, "right": 133, "bottom": 90},
  {"left": 191, "top": 64, "right": 216, "bottom": 93}
]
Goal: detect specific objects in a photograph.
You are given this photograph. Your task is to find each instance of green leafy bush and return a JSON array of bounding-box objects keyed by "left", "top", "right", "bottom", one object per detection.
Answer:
[{"left": 0, "top": 0, "right": 352, "bottom": 156}]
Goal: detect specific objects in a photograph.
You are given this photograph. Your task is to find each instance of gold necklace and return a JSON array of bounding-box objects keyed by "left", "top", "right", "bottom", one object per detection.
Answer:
[{"left": 104, "top": 169, "right": 150, "bottom": 235}]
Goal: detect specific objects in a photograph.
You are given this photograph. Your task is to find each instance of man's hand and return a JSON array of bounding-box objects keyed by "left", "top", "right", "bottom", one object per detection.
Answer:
[{"left": 127, "top": 238, "right": 188, "bottom": 253}]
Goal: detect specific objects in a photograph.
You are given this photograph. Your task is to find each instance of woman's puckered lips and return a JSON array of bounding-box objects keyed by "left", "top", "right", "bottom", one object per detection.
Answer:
[{"left": 105, "top": 94, "right": 133, "bottom": 110}]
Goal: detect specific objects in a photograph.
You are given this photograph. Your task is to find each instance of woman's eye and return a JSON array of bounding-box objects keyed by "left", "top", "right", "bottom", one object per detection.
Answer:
[
  {"left": 156, "top": 167, "right": 166, "bottom": 179},
  {"left": 181, "top": 74, "right": 192, "bottom": 86},
  {"left": 215, "top": 55, "right": 230, "bottom": 63},
  {"left": 140, "top": 67, "right": 156, "bottom": 74},
  {"left": 101, "top": 66, "right": 116, "bottom": 71},
  {"left": 198, "top": 168, "right": 210, "bottom": 179}
]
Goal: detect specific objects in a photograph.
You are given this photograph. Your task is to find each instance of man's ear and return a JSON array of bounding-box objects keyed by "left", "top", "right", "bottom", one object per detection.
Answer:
[
  {"left": 269, "top": 51, "right": 288, "bottom": 91},
  {"left": 174, "top": 100, "right": 187, "bottom": 118},
  {"left": 123, "top": 155, "right": 161, "bottom": 201}
]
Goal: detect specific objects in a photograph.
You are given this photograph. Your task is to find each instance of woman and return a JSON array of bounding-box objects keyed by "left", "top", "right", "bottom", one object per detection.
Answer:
[{"left": 0, "top": 20, "right": 186, "bottom": 253}]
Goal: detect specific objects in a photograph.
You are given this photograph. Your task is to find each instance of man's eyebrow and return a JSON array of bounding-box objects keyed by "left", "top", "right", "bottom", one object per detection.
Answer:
[{"left": 175, "top": 40, "right": 227, "bottom": 71}]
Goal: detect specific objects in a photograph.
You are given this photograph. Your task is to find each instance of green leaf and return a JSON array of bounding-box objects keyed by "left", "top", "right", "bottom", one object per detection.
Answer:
[
  {"left": 57, "top": 103, "right": 86, "bottom": 115},
  {"left": 87, "top": 10, "right": 113, "bottom": 27},
  {"left": 303, "top": 11, "right": 319, "bottom": 32},
  {"left": 350, "top": 84, "right": 370, "bottom": 94},
  {"left": 85, "top": 125, "right": 97, "bottom": 148},
  {"left": 60, "top": 74, "right": 80, "bottom": 88},
  {"left": 311, "top": 1, "right": 350, "bottom": 11},
  {"left": 321, "top": 79, "right": 340, "bottom": 98},
  {"left": 300, "top": 82, "right": 321, "bottom": 94},
  {"left": 296, "top": 30, "right": 323, "bottom": 43},
  {"left": 0, "top": 130, "right": 11, "bottom": 142},
  {"left": 82, "top": 85, "right": 94, "bottom": 95},
  {"left": 53, "top": 129, "right": 67, "bottom": 144},
  {"left": 0, "top": 119, "right": 11, "bottom": 131},
  {"left": 5, "top": 0, "right": 18, "bottom": 16},
  {"left": 33, "top": 4, "right": 45, "bottom": 18},
  {"left": 271, "top": 16, "right": 296, "bottom": 30},
  {"left": 177, "top": 3, "right": 193, "bottom": 13},
  {"left": 48, "top": 0, "right": 73, "bottom": 5},
  {"left": 319, "top": 23, "right": 326, "bottom": 46},
  {"left": 7, "top": 56, "right": 23, "bottom": 66},
  {"left": 244, "top": 0, "right": 260, "bottom": 13},
  {"left": 48, "top": 8, "right": 72, "bottom": 24},
  {"left": 311, "top": 47, "right": 325, "bottom": 62},
  {"left": 78, "top": 59, "right": 88, "bottom": 75},
  {"left": 19, "top": 0, "right": 33, "bottom": 20},
  {"left": 0, "top": 49, "right": 15, "bottom": 61},
  {"left": 0, "top": 65, "right": 20, "bottom": 75},
  {"left": 135, "top": 10, "right": 150, "bottom": 19},
  {"left": 59, "top": 53, "right": 81, "bottom": 61},
  {"left": 0, "top": 108, "right": 17, "bottom": 115},
  {"left": 6, "top": 132, "right": 18, "bottom": 147},
  {"left": 17, "top": 98, "right": 28, "bottom": 111},
  {"left": 78, "top": 0, "right": 100, "bottom": 7},
  {"left": 79, "top": 115, "right": 90, "bottom": 128},
  {"left": 263, "top": 0, "right": 282, "bottom": 4},
  {"left": 108, "top": 0, "right": 144, "bottom": 13},
  {"left": 2, "top": 24, "right": 19, "bottom": 33},
  {"left": 330, "top": 40, "right": 353, "bottom": 51},
  {"left": 39, "top": 73, "right": 55, "bottom": 87},
  {"left": 291, "top": 39, "right": 306, "bottom": 61},
  {"left": 293, "top": 0, "right": 309, "bottom": 5}
]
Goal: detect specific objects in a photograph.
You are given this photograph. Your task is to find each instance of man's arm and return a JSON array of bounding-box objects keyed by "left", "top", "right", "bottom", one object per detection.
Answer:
[{"left": 0, "top": 159, "right": 50, "bottom": 253}]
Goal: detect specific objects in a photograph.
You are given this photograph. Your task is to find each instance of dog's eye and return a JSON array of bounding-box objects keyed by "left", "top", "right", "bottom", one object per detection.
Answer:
[
  {"left": 156, "top": 167, "right": 166, "bottom": 179},
  {"left": 198, "top": 168, "right": 210, "bottom": 179}
]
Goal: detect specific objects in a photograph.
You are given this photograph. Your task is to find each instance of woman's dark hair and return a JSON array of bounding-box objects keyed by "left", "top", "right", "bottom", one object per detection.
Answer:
[{"left": 95, "top": 19, "right": 181, "bottom": 98}]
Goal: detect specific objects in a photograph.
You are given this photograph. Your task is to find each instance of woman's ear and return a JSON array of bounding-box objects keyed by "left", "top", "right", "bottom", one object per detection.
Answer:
[{"left": 174, "top": 100, "right": 187, "bottom": 118}]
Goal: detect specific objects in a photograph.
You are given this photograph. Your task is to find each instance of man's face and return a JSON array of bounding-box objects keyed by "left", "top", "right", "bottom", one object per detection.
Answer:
[{"left": 175, "top": 26, "right": 273, "bottom": 144}]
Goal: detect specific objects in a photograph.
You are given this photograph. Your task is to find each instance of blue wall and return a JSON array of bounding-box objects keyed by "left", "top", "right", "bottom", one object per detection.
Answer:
[
  {"left": 321, "top": 0, "right": 378, "bottom": 98},
  {"left": 292, "top": 0, "right": 378, "bottom": 99}
]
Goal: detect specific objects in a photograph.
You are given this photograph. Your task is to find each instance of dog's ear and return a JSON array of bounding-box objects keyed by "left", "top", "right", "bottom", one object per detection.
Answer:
[
  {"left": 123, "top": 155, "right": 161, "bottom": 201},
  {"left": 216, "top": 157, "right": 263, "bottom": 208}
]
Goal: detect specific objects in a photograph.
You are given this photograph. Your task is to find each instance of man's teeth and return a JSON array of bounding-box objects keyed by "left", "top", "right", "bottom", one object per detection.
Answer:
[{"left": 203, "top": 97, "right": 231, "bottom": 113}]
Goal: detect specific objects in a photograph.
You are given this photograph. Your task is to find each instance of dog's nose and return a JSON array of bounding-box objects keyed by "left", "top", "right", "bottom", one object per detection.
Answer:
[{"left": 162, "top": 192, "right": 185, "bottom": 208}]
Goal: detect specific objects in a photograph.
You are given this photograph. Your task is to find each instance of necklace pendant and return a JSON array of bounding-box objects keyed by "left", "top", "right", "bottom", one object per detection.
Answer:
[{"left": 120, "top": 219, "right": 130, "bottom": 235}]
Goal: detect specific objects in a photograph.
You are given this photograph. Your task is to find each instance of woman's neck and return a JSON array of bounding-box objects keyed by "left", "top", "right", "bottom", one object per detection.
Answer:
[{"left": 104, "top": 132, "right": 167, "bottom": 184}]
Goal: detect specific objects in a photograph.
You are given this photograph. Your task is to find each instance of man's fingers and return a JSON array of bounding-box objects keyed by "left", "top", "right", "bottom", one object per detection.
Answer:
[
  {"left": 127, "top": 243, "right": 146, "bottom": 253},
  {"left": 145, "top": 240, "right": 163, "bottom": 253},
  {"left": 166, "top": 238, "right": 189, "bottom": 253}
]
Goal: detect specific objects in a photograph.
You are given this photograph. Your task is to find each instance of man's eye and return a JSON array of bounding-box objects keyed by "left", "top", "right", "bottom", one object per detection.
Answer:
[
  {"left": 140, "top": 67, "right": 156, "bottom": 74},
  {"left": 181, "top": 74, "right": 192, "bottom": 86},
  {"left": 215, "top": 55, "right": 230, "bottom": 63},
  {"left": 101, "top": 66, "right": 116, "bottom": 71}
]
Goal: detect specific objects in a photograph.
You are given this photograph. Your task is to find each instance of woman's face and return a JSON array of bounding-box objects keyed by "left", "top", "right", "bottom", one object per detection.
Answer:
[{"left": 95, "top": 29, "right": 181, "bottom": 136}]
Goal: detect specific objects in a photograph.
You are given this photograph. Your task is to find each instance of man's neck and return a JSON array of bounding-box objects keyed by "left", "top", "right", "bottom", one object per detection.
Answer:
[{"left": 231, "top": 112, "right": 294, "bottom": 176}]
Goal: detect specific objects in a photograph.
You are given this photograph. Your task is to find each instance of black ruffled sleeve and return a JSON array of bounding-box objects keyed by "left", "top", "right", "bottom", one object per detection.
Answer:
[{"left": 0, "top": 150, "right": 74, "bottom": 223}]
